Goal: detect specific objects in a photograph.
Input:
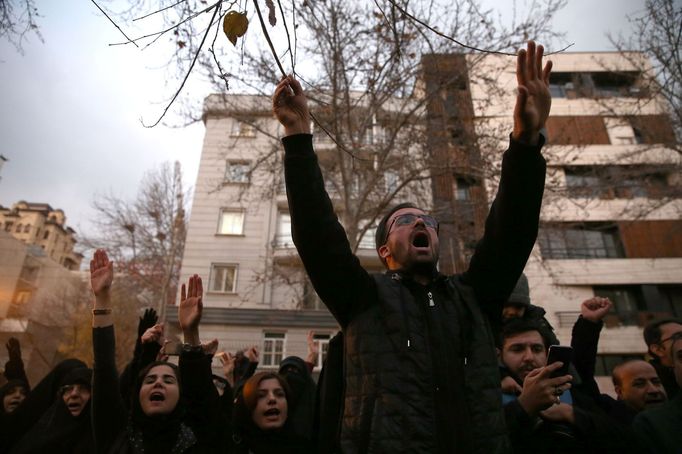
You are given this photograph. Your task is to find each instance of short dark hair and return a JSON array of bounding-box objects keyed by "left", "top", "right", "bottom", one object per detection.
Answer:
[
  {"left": 374, "top": 203, "right": 419, "bottom": 254},
  {"left": 643, "top": 318, "right": 682, "bottom": 352},
  {"left": 500, "top": 318, "right": 555, "bottom": 350}
]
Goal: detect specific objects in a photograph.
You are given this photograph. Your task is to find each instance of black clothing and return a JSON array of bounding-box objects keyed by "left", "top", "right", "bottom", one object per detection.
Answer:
[
  {"left": 92, "top": 326, "right": 221, "bottom": 453},
  {"left": 283, "top": 133, "right": 547, "bottom": 453},
  {"left": 278, "top": 356, "right": 316, "bottom": 444},
  {"left": 313, "top": 332, "right": 343, "bottom": 454},
  {"left": 0, "top": 358, "right": 87, "bottom": 453},
  {"left": 649, "top": 358, "right": 678, "bottom": 400},
  {"left": 633, "top": 393, "right": 682, "bottom": 454}
]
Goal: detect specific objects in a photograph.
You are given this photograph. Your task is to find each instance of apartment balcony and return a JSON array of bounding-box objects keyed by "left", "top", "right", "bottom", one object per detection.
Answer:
[
  {"left": 272, "top": 236, "right": 382, "bottom": 268},
  {"left": 543, "top": 144, "right": 680, "bottom": 166}
]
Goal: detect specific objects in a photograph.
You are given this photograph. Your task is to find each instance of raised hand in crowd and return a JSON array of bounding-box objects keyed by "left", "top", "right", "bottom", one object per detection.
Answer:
[
  {"left": 245, "top": 345, "right": 259, "bottom": 364},
  {"left": 517, "top": 362, "right": 572, "bottom": 417},
  {"left": 90, "top": 249, "right": 114, "bottom": 327},
  {"left": 201, "top": 338, "right": 219, "bottom": 356},
  {"left": 580, "top": 297, "right": 612, "bottom": 323},
  {"left": 273, "top": 75, "right": 310, "bottom": 136},
  {"left": 156, "top": 340, "right": 171, "bottom": 362},
  {"left": 512, "top": 40, "right": 552, "bottom": 145},
  {"left": 217, "top": 351, "right": 236, "bottom": 387},
  {"left": 141, "top": 323, "right": 165, "bottom": 346},
  {"left": 306, "top": 330, "right": 319, "bottom": 366},
  {"left": 138, "top": 308, "right": 158, "bottom": 339},
  {"left": 179, "top": 274, "right": 203, "bottom": 346}
]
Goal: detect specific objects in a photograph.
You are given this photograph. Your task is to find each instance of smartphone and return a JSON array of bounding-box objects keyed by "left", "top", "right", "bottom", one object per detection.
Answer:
[{"left": 547, "top": 345, "right": 573, "bottom": 378}]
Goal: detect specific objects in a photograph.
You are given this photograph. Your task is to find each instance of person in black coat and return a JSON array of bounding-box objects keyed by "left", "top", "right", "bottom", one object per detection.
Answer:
[
  {"left": 0, "top": 358, "right": 89, "bottom": 453},
  {"left": 10, "top": 366, "right": 94, "bottom": 453},
  {"left": 278, "top": 356, "right": 316, "bottom": 444},
  {"left": 230, "top": 371, "right": 311, "bottom": 453},
  {"left": 1, "top": 338, "right": 29, "bottom": 417},
  {"left": 642, "top": 317, "right": 682, "bottom": 399},
  {"left": 90, "top": 249, "right": 222, "bottom": 453}
]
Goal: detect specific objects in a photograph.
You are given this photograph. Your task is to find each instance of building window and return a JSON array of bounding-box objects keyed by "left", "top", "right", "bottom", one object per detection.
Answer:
[
  {"left": 548, "top": 72, "right": 574, "bottom": 98},
  {"left": 594, "top": 354, "right": 644, "bottom": 376},
  {"left": 224, "top": 161, "right": 250, "bottom": 184},
  {"left": 384, "top": 171, "right": 400, "bottom": 194},
  {"left": 230, "top": 120, "right": 256, "bottom": 137},
  {"left": 23, "top": 224, "right": 30, "bottom": 233},
  {"left": 15, "top": 223, "right": 22, "bottom": 233},
  {"left": 660, "top": 286, "right": 682, "bottom": 318},
  {"left": 538, "top": 224, "right": 625, "bottom": 259},
  {"left": 275, "top": 212, "right": 293, "bottom": 248},
  {"left": 209, "top": 264, "right": 237, "bottom": 293},
  {"left": 454, "top": 177, "right": 473, "bottom": 201},
  {"left": 262, "top": 332, "right": 286, "bottom": 367},
  {"left": 605, "top": 118, "right": 637, "bottom": 145},
  {"left": 594, "top": 286, "right": 644, "bottom": 326},
  {"left": 4, "top": 222, "right": 13, "bottom": 232},
  {"left": 564, "top": 165, "right": 671, "bottom": 199},
  {"left": 301, "top": 279, "right": 324, "bottom": 310},
  {"left": 217, "top": 210, "right": 245, "bottom": 235},
  {"left": 43, "top": 230, "right": 49, "bottom": 240},
  {"left": 564, "top": 167, "right": 604, "bottom": 198},
  {"left": 312, "top": 333, "right": 331, "bottom": 369},
  {"left": 592, "top": 72, "right": 639, "bottom": 98}
]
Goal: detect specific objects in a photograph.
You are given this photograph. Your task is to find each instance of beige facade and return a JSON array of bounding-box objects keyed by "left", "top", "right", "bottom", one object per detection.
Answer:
[
  {"left": 178, "top": 52, "right": 681, "bottom": 381},
  {"left": 0, "top": 201, "right": 83, "bottom": 270},
  {"left": 471, "top": 51, "right": 682, "bottom": 392}
]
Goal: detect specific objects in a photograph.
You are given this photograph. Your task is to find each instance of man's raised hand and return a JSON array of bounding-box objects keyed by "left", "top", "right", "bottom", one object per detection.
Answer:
[
  {"left": 218, "top": 351, "right": 236, "bottom": 386},
  {"left": 90, "top": 249, "right": 114, "bottom": 306},
  {"left": 517, "top": 362, "right": 572, "bottom": 417},
  {"left": 512, "top": 40, "right": 552, "bottom": 145},
  {"left": 272, "top": 75, "right": 311, "bottom": 136},
  {"left": 179, "top": 274, "right": 203, "bottom": 346},
  {"left": 581, "top": 297, "right": 613, "bottom": 323}
]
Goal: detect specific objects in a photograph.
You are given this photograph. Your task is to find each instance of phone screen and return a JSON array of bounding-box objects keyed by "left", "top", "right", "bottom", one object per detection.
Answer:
[{"left": 547, "top": 345, "right": 573, "bottom": 378}]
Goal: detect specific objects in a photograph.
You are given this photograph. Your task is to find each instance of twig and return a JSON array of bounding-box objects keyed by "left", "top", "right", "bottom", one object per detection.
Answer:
[
  {"left": 209, "top": 6, "right": 230, "bottom": 92},
  {"left": 252, "top": 0, "right": 287, "bottom": 76},
  {"left": 276, "top": 0, "right": 295, "bottom": 72},
  {"left": 91, "top": 0, "right": 139, "bottom": 48},
  {"left": 133, "top": 0, "right": 189, "bottom": 22},
  {"left": 142, "top": 3, "right": 222, "bottom": 128},
  {"left": 387, "top": 0, "right": 574, "bottom": 56}
]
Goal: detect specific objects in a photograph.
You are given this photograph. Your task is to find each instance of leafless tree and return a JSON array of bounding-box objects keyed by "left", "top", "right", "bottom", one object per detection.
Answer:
[{"left": 0, "top": 0, "right": 42, "bottom": 54}]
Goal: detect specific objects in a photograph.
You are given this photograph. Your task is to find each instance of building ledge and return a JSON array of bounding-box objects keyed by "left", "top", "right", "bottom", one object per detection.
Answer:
[
  {"left": 542, "top": 257, "right": 682, "bottom": 285},
  {"left": 165, "top": 306, "right": 339, "bottom": 328}
]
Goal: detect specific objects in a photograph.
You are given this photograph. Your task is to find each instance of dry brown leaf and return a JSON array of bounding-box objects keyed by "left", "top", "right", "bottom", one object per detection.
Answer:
[
  {"left": 223, "top": 11, "right": 249, "bottom": 46},
  {"left": 265, "top": 0, "right": 277, "bottom": 26}
]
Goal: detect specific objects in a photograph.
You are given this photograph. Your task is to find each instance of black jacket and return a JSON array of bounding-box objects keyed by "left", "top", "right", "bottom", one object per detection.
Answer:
[
  {"left": 283, "top": 133, "right": 546, "bottom": 453},
  {"left": 633, "top": 393, "right": 682, "bottom": 453}
]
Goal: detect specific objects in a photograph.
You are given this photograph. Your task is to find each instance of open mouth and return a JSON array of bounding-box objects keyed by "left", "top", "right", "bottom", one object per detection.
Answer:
[
  {"left": 412, "top": 232, "right": 430, "bottom": 248},
  {"left": 150, "top": 392, "right": 165, "bottom": 402},
  {"left": 264, "top": 408, "right": 280, "bottom": 417},
  {"left": 67, "top": 401, "right": 81, "bottom": 411}
]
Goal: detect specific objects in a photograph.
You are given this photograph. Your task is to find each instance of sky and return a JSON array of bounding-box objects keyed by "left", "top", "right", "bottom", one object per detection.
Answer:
[{"left": 0, "top": 0, "right": 646, "bottom": 247}]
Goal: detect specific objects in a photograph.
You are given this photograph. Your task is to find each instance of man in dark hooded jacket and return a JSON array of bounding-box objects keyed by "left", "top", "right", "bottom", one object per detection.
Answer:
[{"left": 272, "top": 40, "right": 552, "bottom": 452}]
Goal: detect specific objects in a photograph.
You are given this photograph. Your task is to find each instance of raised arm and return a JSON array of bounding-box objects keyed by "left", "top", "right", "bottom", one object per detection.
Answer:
[
  {"left": 177, "top": 275, "right": 223, "bottom": 449},
  {"left": 464, "top": 41, "right": 551, "bottom": 320},
  {"left": 4, "top": 338, "right": 28, "bottom": 386},
  {"left": 90, "top": 249, "right": 127, "bottom": 450},
  {"left": 273, "top": 76, "right": 375, "bottom": 327},
  {"left": 571, "top": 297, "right": 612, "bottom": 398}
]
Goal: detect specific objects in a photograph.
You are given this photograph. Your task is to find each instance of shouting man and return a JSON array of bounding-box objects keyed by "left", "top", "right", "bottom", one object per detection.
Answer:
[{"left": 273, "top": 41, "right": 551, "bottom": 452}]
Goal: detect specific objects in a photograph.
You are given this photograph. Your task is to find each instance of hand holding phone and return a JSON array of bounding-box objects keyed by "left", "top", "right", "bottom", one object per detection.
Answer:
[{"left": 547, "top": 345, "right": 573, "bottom": 378}]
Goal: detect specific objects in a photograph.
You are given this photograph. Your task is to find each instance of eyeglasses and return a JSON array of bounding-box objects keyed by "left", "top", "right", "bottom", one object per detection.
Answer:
[
  {"left": 660, "top": 331, "right": 682, "bottom": 344},
  {"left": 59, "top": 383, "right": 89, "bottom": 396},
  {"left": 386, "top": 213, "right": 438, "bottom": 235}
]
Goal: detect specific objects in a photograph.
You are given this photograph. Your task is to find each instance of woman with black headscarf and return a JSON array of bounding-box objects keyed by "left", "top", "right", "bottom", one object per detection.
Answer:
[
  {"left": 90, "top": 249, "right": 222, "bottom": 453},
  {"left": 230, "top": 371, "right": 312, "bottom": 453},
  {"left": 0, "top": 358, "right": 91, "bottom": 453}
]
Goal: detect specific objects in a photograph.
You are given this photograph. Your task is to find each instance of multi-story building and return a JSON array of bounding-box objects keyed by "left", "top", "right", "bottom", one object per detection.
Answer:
[
  {"left": 176, "top": 51, "right": 681, "bottom": 384},
  {"left": 0, "top": 201, "right": 83, "bottom": 270},
  {"left": 469, "top": 51, "right": 681, "bottom": 393}
]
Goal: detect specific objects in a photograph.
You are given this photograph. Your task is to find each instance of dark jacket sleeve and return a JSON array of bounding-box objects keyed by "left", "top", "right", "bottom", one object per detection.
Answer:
[
  {"left": 283, "top": 134, "right": 376, "bottom": 328},
  {"left": 118, "top": 341, "right": 161, "bottom": 407},
  {"left": 463, "top": 136, "right": 546, "bottom": 324},
  {"left": 179, "top": 351, "right": 223, "bottom": 449},
  {"left": 570, "top": 316, "right": 603, "bottom": 400},
  {"left": 92, "top": 325, "right": 127, "bottom": 452},
  {"left": 503, "top": 400, "right": 536, "bottom": 446}
]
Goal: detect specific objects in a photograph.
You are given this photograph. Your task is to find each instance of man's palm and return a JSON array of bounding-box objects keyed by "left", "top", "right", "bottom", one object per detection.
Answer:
[{"left": 91, "top": 262, "right": 113, "bottom": 296}]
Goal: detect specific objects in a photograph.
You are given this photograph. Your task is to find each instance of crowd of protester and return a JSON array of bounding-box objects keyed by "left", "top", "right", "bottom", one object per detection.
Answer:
[
  {"left": 1, "top": 40, "right": 680, "bottom": 452},
  {"left": 0, "top": 259, "right": 679, "bottom": 453}
]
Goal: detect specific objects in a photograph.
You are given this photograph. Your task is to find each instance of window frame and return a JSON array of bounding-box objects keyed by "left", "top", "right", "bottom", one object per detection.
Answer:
[
  {"left": 261, "top": 331, "right": 287, "bottom": 368},
  {"left": 216, "top": 209, "right": 245, "bottom": 236},
  {"left": 208, "top": 263, "right": 238, "bottom": 294},
  {"left": 224, "top": 160, "right": 251, "bottom": 184}
]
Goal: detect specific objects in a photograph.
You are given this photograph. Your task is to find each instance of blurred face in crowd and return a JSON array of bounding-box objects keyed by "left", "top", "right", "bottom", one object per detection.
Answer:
[
  {"left": 652, "top": 323, "right": 682, "bottom": 367},
  {"left": 379, "top": 208, "right": 439, "bottom": 272},
  {"left": 61, "top": 383, "right": 91, "bottom": 417},
  {"left": 673, "top": 337, "right": 682, "bottom": 388},
  {"left": 502, "top": 303, "right": 527, "bottom": 321},
  {"left": 501, "top": 330, "right": 547, "bottom": 382},
  {"left": 3, "top": 385, "right": 27, "bottom": 414},
  {"left": 139, "top": 365, "right": 180, "bottom": 417},
  {"left": 252, "top": 378, "right": 288, "bottom": 430},
  {"left": 613, "top": 361, "right": 667, "bottom": 412}
]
